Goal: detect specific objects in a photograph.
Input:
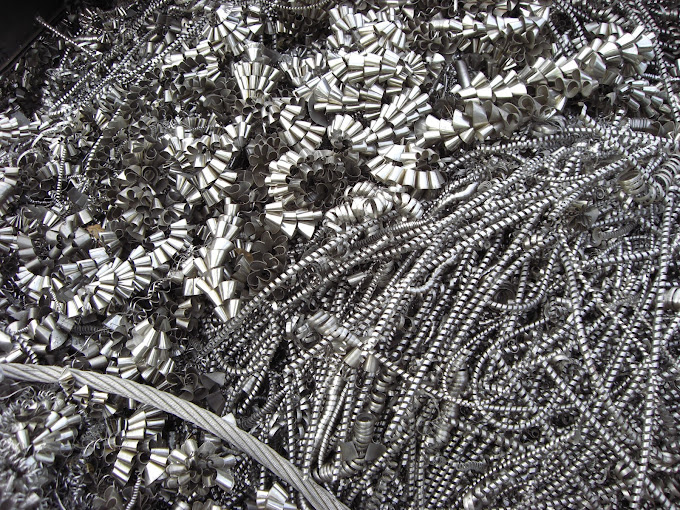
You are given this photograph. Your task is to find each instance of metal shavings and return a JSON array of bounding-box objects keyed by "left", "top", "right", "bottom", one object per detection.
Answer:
[{"left": 0, "top": 0, "right": 679, "bottom": 509}]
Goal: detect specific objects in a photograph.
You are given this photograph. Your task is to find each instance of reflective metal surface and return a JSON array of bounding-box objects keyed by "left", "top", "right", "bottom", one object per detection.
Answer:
[{"left": 0, "top": 0, "right": 679, "bottom": 509}]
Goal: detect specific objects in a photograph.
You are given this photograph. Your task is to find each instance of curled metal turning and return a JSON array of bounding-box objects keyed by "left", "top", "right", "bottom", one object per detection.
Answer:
[{"left": 0, "top": 0, "right": 679, "bottom": 509}]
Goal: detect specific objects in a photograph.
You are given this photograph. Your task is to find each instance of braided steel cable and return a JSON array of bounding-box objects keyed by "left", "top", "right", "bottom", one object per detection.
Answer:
[{"left": 0, "top": 363, "right": 349, "bottom": 510}]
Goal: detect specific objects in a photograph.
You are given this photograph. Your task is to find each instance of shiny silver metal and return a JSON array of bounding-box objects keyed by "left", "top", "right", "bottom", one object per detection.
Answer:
[{"left": 1, "top": 1, "right": 679, "bottom": 509}]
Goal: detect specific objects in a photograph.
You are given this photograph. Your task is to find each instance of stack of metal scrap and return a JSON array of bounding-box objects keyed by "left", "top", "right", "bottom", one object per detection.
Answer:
[{"left": 0, "top": 0, "right": 679, "bottom": 508}]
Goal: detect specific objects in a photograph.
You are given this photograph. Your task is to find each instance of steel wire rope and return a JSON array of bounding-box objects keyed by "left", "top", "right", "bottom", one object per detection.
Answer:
[{"left": 0, "top": 363, "right": 350, "bottom": 510}]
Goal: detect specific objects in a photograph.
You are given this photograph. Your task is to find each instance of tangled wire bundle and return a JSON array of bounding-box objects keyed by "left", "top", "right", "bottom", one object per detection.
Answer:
[{"left": 0, "top": 0, "right": 680, "bottom": 509}]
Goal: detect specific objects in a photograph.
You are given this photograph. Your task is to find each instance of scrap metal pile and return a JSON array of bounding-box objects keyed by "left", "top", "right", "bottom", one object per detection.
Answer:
[{"left": 0, "top": 0, "right": 679, "bottom": 508}]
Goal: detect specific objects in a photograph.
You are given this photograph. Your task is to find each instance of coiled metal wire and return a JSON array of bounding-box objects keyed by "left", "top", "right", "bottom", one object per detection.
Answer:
[{"left": 0, "top": 0, "right": 680, "bottom": 509}]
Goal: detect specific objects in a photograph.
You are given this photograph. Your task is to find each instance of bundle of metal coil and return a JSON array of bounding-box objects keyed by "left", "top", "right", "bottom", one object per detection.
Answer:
[{"left": 0, "top": 0, "right": 679, "bottom": 508}]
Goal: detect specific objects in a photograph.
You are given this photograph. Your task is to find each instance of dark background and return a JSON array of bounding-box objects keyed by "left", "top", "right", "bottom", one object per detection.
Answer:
[{"left": 0, "top": 0, "right": 65, "bottom": 74}]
